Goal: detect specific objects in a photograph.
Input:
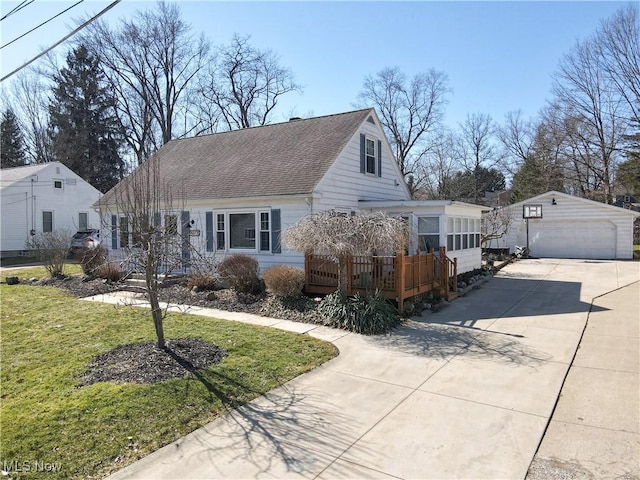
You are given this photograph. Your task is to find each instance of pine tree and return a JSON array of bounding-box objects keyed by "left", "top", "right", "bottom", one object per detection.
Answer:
[
  {"left": 49, "top": 45, "right": 125, "bottom": 192},
  {"left": 1, "top": 108, "right": 26, "bottom": 168}
]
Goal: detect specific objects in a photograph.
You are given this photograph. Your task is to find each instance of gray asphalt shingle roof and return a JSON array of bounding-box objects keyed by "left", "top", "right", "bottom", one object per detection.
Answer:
[{"left": 99, "top": 109, "right": 374, "bottom": 206}]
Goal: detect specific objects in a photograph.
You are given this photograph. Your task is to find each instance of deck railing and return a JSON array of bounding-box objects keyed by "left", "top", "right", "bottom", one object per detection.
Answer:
[{"left": 305, "top": 247, "right": 457, "bottom": 311}]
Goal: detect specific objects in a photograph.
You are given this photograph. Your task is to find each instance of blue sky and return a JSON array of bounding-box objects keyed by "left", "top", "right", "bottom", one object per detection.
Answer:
[{"left": 0, "top": 1, "right": 629, "bottom": 130}]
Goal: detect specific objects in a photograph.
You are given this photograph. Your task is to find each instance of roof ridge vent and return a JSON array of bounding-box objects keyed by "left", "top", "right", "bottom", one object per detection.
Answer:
[{"left": 289, "top": 117, "right": 302, "bottom": 121}]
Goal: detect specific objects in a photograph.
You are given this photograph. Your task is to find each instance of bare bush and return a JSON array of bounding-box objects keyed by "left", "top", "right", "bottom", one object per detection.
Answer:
[
  {"left": 186, "top": 272, "right": 217, "bottom": 291},
  {"left": 263, "top": 265, "right": 305, "bottom": 298},
  {"left": 218, "top": 254, "right": 260, "bottom": 293},
  {"left": 77, "top": 246, "right": 107, "bottom": 275},
  {"left": 26, "top": 229, "right": 71, "bottom": 277},
  {"left": 94, "top": 263, "right": 125, "bottom": 282},
  {"left": 283, "top": 211, "right": 408, "bottom": 294}
]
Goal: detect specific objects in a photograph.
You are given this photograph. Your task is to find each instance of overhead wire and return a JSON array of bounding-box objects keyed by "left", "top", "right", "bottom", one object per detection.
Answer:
[
  {"left": 0, "top": 0, "right": 35, "bottom": 22},
  {"left": 0, "top": 0, "right": 121, "bottom": 83},
  {"left": 1, "top": 0, "right": 85, "bottom": 50}
]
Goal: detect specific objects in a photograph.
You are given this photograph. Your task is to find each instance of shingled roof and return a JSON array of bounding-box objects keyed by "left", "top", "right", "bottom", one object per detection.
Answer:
[{"left": 99, "top": 108, "right": 375, "bottom": 206}]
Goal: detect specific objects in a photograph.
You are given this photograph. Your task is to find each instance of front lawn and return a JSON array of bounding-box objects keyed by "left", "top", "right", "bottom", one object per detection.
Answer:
[{"left": 0, "top": 278, "right": 337, "bottom": 479}]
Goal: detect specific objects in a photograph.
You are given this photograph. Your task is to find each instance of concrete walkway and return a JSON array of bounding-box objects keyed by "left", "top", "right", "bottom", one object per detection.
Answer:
[{"left": 92, "top": 259, "right": 639, "bottom": 480}]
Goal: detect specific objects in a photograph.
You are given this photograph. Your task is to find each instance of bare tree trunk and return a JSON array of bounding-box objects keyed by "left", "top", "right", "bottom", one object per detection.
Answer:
[{"left": 145, "top": 252, "right": 165, "bottom": 349}]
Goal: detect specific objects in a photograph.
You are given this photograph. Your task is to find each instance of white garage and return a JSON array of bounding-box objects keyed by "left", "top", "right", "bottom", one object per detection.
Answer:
[{"left": 485, "top": 191, "right": 640, "bottom": 260}]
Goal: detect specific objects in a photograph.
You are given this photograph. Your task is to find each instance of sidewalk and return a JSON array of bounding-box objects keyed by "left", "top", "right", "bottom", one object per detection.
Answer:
[
  {"left": 89, "top": 259, "right": 639, "bottom": 480},
  {"left": 527, "top": 281, "right": 639, "bottom": 479}
]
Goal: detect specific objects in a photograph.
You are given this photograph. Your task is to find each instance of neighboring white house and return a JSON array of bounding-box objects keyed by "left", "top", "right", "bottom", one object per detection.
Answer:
[
  {"left": 0, "top": 162, "right": 102, "bottom": 256},
  {"left": 96, "top": 108, "right": 484, "bottom": 273},
  {"left": 485, "top": 190, "right": 640, "bottom": 260}
]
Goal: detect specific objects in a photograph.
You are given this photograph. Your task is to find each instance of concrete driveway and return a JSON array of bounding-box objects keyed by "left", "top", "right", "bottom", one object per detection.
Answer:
[{"left": 105, "top": 258, "right": 639, "bottom": 480}]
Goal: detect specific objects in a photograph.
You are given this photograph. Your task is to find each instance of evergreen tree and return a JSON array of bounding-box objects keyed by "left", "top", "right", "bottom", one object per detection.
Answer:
[
  {"left": 49, "top": 45, "right": 125, "bottom": 192},
  {"left": 511, "top": 156, "right": 565, "bottom": 203},
  {"left": 1, "top": 108, "right": 26, "bottom": 168}
]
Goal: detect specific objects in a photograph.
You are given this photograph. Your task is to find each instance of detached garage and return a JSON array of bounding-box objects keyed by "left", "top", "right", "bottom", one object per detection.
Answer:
[{"left": 485, "top": 191, "right": 640, "bottom": 260}]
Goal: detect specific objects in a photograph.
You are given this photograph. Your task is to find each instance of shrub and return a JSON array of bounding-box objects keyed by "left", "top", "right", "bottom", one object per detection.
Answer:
[
  {"left": 218, "top": 254, "right": 260, "bottom": 293},
  {"left": 25, "top": 229, "right": 71, "bottom": 278},
  {"left": 317, "top": 290, "right": 399, "bottom": 334},
  {"left": 77, "top": 246, "right": 107, "bottom": 275},
  {"left": 94, "top": 263, "right": 125, "bottom": 282},
  {"left": 186, "top": 272, "right": 218, "bottom": 291},
  {"left": 263, "top": 265, "right": 305, "bottom": 298}
]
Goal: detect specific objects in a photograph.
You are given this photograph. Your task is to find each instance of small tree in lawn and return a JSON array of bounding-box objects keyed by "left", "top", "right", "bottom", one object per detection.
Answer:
[
  {"left": 481, "top": 208, "right": 513, "bottom": 252},
  {"left": 106, "top": 157, "right": 191, "bottom": 349},
  {"left": 283, "top": 211, "right": 408, "bottom": 295}
]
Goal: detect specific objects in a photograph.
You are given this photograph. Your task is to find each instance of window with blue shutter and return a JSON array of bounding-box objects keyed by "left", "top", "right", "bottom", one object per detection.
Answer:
[
  {"left": 360, "top": 134, "right": 366, "bottom": 173},
  {"left": 181, "top": 211, "right": 190, "bottom": 262},
  {"left": 111, "top": 215, "right": 117, "bottom": 249},
  {"left": 271, "top": 209, "right": 281, "bottom": 254},
  {"left": 205, "top": 212, "right": 214, "bottom": 252}
]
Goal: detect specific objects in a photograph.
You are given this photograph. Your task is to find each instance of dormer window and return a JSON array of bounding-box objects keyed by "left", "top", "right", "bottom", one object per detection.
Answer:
[
  {"left": 359, "top": 134, "right": 382, "bottom": 177},
  {"left": 365, "top": 138, "right": 376, "bottom": 174}
]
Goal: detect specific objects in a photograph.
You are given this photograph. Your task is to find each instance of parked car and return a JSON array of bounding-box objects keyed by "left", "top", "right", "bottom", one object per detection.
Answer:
[{"left": 70, "top": 230, "right": 101, "bottom": 252}]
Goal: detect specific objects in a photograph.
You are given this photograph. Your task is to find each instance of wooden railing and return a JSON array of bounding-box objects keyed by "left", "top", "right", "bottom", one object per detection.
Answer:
[{"left": 305, "top": 247, "right": 458, "bottom": 311}]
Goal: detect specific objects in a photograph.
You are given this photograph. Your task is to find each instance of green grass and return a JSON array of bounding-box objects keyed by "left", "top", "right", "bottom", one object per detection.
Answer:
[
  {"left": 0, "top": 281, "right": 338, "bottom": 479},
  {"left": 634, "top": 245, "right": 640, "bottom": 259}
]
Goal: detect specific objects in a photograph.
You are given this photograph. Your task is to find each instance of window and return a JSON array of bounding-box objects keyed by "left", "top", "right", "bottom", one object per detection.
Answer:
[
  {"left": 215, "top": 210, "right": 275, "bottom": 252},
  {"left": 42, "top": 211, "right": 53, "bottom": 232},
  {"left": 365, "top": 138, "right": 376, "bottom": 174},
  {"left": 164, "top": 214, "right": 177, "bottom": 236},
  {"left": 78, "top": 212, "right": 88, "bottom": 230},
  {"left": 53, "top": 180, "right": 63, "bottom": 189},
  {"left": 260, "top": 212, "right": 270, "bottom": 251},
  {"left": 229, "top": 213, "right": 255, "bottom": 249},
  {"left": 119, "top": 217, "right": 130, "bottom": 248},
  {"left": 418, "top": 216, "right": 440, "bottom": 252},
  {"left": 216, "top": 214, "right": 225, "bottom": 250},
  {"left": 446, "top": 216, "right": 481, "bottom": 251}
]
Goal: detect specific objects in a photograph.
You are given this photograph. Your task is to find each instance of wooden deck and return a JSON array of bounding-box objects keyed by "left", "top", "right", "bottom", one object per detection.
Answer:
[{"left": 305, "top": 247, "right": 458, "bottom": 311}]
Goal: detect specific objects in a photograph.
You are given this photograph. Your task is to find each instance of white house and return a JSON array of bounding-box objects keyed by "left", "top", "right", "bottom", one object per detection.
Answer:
[
  {"left": 0, "top": 162, "right": 102, "bottom": 256},
  {"left": 485, "top": 190, "right": 640, "bottom": 260},
  {"left": 96, "top": 109, "right": 484, "bottom": 273}
]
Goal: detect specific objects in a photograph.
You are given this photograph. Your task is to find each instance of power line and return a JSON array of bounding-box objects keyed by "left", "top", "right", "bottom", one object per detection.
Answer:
[
  {"left": 0, "top": 0, "right": 35, "bottom": 22},
  {"left": 0, "top": 0, "right": 121, "bottom": 83},
  {"left": 1, "top": 0, "right": 85, "bottom": 50}
]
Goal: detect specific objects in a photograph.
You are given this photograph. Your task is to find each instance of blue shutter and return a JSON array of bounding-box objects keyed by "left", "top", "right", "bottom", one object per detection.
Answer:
[
  {"left": 111, "top": 215, "right": 117, "bottom": 249},
  {"left": 205, "top": 212, "right": 213, "bottom": 252},
  {"left": 360, "top": 134, "right": 366, "bottom": 173},
  {"left": 377, "top": 139, "right": 382, "bottom": 177},
  {"left": 271, "top": 209, "right": 281, "bottom": 254},
  {"left": 181, "top": 211, "right": 190, "bottom": 263}
]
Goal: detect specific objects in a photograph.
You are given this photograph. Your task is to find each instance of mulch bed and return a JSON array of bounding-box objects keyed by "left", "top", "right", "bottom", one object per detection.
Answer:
[
  {"left": 77, "top": 338, "right": 227, "bottom": 386},
  {"left": 31, "top": 275, "right": 324, "bottom": 385}
]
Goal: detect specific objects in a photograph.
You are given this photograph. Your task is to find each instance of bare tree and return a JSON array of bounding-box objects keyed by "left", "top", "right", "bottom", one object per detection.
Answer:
[
  {"left": 355, "top": 66, "right": 450, "bottom": 197},
  {"left": 81, "top": 1, "right": 209, "bottom": 165},
  {"left": 9, "top": 71, "right": 55, "bottom": 164},
  {"left": 199, "top": 34, "right": 301, "bottom": 130},
  {"left": 596, "top": 3, "right": 640, "bottom": 124},
  {"left": 283, "top": 211, "right": 408, "bottom": 295},
  {"left": 481, "top": 208, "right": 513, "bottom": 250},
  {"left": 100, "top": 157, "right": 198, "bottom": 349},
  {"left": 456, "top": 113, "right": 500, "bottom": 202},
  {"left": 551, "top": 32, "right": 628, "bottom": 204},
  {"left": 497, "top": 110, "right": 536, "bottom": 178},
  {"left": 416, "top": 129, "right": 462, "bottom": 199}
]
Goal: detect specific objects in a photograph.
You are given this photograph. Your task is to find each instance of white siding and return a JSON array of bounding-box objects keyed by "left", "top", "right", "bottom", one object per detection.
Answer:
[
  {"left": 102, "top": 196, "right": 310, "bottom": 273},
  {"left": 487, "top": 192, "right": 638, "bottom": 259},
  {"left": 313, "top": 120, "right": 410, "bottom": 212},
  {"left": 1, "top": 163, "right": 101, "bottom": 254}
]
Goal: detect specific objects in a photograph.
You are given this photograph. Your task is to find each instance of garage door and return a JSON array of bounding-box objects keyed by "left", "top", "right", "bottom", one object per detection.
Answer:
[{"left": 527, "top": 220, "right": 616, "bottom": 259}]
